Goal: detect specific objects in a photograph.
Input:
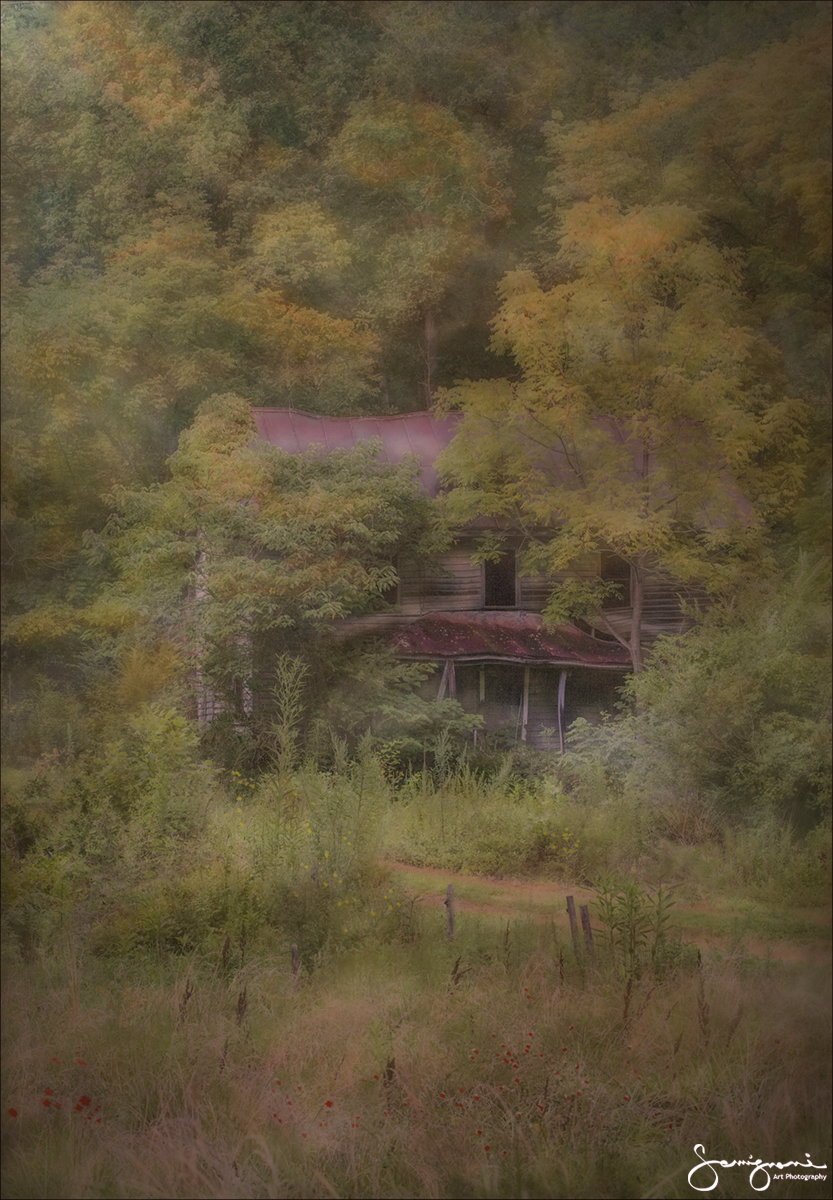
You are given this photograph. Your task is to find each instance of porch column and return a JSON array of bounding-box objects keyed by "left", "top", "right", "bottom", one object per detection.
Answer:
[
  {"left": 521, "top": 666, "right": 530, "bottom": 742},
  {"left": 557, "top": 669, "right": 568, "bottom": 754},
  {"left": 437, "top": 659, "right": 456, "bottom": 700}
]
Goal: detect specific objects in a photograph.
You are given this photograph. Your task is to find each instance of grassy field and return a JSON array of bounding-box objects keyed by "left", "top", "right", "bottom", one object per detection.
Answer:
[{"left": 1, "top": 757, "right": 831, "bottom": 1199}]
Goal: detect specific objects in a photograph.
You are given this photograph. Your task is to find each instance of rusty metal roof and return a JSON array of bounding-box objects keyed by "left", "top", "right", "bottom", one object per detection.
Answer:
[
  {"left": 252, "top": 408, "right": 461, "bottom": 497},
  {"left": 251, "top": 407, "right": 751, "bottom": 525},
  {"left": 391, "top": 611, "right": 631, "bottom": 667}
]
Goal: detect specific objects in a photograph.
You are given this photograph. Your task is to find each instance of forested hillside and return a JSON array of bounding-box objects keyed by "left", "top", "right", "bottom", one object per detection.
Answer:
[{"left": 2, "top": 0, "right": 829, "bottom": 775}]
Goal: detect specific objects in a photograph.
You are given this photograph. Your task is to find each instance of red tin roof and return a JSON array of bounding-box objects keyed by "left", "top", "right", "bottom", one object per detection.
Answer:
[
  {"left": 252, "top": 408, "right": 461, "bottom": 497},
  {"left": 391, "top": 611, "right": 631, "bottom": 667},
  {"left": 251, "top": 407, "right": 752, "bottom": 525}
]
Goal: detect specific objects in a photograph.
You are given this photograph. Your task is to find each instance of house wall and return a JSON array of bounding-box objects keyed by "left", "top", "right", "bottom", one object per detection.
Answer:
[{"left": 394, "top": 540, "right": 703, "bottom": 643}]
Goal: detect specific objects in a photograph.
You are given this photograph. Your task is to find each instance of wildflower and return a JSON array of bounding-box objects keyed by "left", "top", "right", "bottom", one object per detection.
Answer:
[{"left": 7, "top": 1109, "right": 18, "bottom": 1118}]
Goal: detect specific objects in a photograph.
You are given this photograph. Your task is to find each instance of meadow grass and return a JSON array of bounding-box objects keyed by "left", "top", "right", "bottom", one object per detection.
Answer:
[
  {"left": 2, "top": 756, "right": 831, "bottom": 1198},
  {"left": 2, "top": 914, "right": 830, "bottom": 1200}
]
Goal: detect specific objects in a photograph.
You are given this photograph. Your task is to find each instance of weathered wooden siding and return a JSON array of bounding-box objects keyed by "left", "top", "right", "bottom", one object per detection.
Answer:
[
  {"left": 518, "top": 552, "right": 600, "bottom": 613},
  {"left": 589, "top": 566, "right": 709, "bottom": 643},
  {"left": 419, "top": 546, "right": 482, "bottom": 613},
  {"left": 336, "top": 544, "right": 708, "bottom": 660}
]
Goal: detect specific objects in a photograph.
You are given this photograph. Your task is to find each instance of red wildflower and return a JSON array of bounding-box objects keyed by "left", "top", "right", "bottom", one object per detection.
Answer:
[{"left": 7, "top": 1109, "right": 18, "bottom": 1118}]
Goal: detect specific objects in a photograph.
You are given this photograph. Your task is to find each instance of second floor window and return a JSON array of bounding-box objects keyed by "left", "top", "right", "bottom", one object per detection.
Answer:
[
  {"left": 484, "top": 547, "right": 517, "bottom": 607},
  {"left": 600, "top": 552, "right": 631, "bottom": 608}
]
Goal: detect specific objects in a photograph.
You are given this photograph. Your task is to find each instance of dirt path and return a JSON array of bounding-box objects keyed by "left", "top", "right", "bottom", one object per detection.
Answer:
[{"left": 380, "top": 860, "right": 832, "bottom": 966}]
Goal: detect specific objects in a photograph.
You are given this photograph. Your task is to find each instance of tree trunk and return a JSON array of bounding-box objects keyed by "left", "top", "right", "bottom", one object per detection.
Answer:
[{"left": 422, "top": 309, "right": 438, "bottom": 406}]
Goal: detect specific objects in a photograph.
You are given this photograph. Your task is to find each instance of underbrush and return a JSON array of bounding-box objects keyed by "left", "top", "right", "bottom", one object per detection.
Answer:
[
  {"left": 2, "top": 733, "right": 831, "bottom": 1198},
  {"left": 377, "top": 768, "right": 651, "bottom": 882},
  {"left": 2, "top": 733, "right": 830, "bottom": 971}
]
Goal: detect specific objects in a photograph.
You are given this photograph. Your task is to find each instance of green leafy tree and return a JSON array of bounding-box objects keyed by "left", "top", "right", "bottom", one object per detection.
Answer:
[
  {"left": 328, "top": 93, "right": 510, "bottom": 407},
  {"left": 438, "top": 201, "right": 808, "bottom": 670},
  {"left": 97, "top": 394, "right": 445, "bottom": 737},
  {"left": 626, "top": 556, "right": 831, "bottom": 827}
]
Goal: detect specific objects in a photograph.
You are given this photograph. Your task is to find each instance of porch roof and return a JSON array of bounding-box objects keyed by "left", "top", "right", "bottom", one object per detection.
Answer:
[{"left": 391, "top": 610, "right": 631, "bottom": 668}]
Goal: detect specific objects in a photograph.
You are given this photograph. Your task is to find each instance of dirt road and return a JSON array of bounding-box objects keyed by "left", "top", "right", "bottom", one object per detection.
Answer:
[{"left": 380, "top": 859, "right": 832, "bottom": 965}]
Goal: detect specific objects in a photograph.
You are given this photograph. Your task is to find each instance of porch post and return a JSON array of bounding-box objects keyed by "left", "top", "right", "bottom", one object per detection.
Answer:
[
  {"left": 437, "top": 659, "right": 450, "bottom": 700},
  {"left": 557, "top": 669, "right": 568, "bottom": 754},
  {"left": 521, "top": 666, "right": 530, "bottom": 742}
]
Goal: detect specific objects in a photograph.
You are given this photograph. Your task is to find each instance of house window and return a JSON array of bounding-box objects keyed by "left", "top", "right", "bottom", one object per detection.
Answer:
[
  {"left": 600, "top": 552, "right": 631, "bottom": 609},
  {"left": 378, "top": 559, "right": 399, "bottom": 606},
  {"left": 484, "top": 547, "right": 517, "bottom": 607}
]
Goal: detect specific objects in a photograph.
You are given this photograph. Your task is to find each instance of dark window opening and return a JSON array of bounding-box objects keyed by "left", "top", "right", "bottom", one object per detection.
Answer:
[
  {"left": 378, "top": 560, "right": 399, "bottom": 606},
  {"left": 601, "top": 552, "right": 631, "bottom": 609},
  {"left": 484, "top": 548, "right": 517, "bottom": 607},
  {"left": 380, "top": 579, "right": 399, "bottom": 606}
]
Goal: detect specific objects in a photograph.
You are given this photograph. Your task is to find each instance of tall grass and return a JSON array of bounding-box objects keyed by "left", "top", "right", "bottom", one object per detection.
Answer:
[
  {"left": 2, "top": 923, "right": 830, "bottom": 1199},
  {"left": 2, "top": 744, "right": 831, "bottom": 1198}
]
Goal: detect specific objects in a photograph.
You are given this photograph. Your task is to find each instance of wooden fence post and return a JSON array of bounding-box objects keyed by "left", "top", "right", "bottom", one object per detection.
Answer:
[
  {"left": 579, "top": 904, "right": 596, "bottom": 967},
  {"left": 445, "top": 884, "right": 455, "bottom": 941},
  {"left": 566, "top": 895, "right": 582, "bottom": 962}
]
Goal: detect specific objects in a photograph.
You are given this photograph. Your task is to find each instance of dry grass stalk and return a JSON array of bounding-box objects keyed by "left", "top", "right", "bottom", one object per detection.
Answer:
[
  {"left": 697, "top": 975, "right": 711, "bottom": 1042},
  {"left": 177, "top": 980, "right": 194, "bottom": 1025},
  {"left": 236, "top": 986, "right": 248, "bottom": 1027},
  {"left": 622, "top": 974, "right": 634, "bottom": 1026}
]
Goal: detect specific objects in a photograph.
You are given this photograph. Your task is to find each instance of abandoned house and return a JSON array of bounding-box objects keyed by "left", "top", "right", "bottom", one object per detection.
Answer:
[{"left": 249, "top": 407, "right": 718, "bottom": 752}]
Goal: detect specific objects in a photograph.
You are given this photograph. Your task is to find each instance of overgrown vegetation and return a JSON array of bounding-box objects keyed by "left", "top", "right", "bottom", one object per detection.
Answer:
[
  {"left": 2, "top": 5, "right": 831, "bottom": 1195},
  {"left": 2, "top": 742, "right": 831, "bottom": 1199}
]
